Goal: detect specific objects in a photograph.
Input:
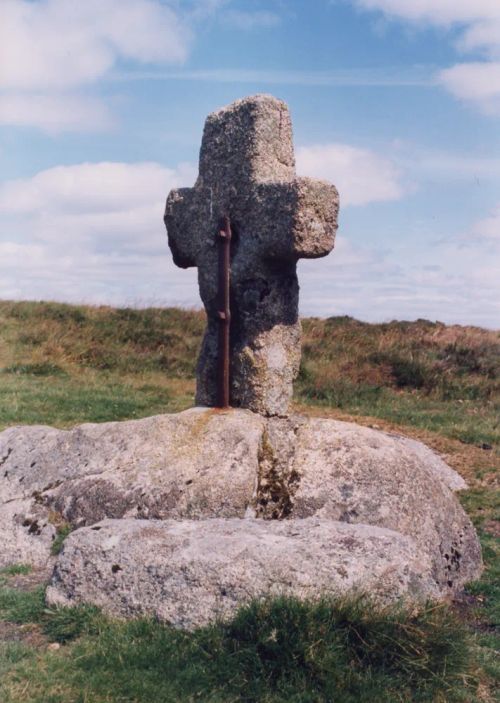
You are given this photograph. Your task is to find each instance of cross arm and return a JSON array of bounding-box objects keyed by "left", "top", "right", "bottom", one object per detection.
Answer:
[
  {"left": 164, "top": 187, "right": 208, "bottom": 269},
  {"left": 255, "top": 177, "right": 339, "bottom": 261}
]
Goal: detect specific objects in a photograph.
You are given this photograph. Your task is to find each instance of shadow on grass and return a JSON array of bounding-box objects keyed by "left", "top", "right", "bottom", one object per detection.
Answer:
[{"left": 0, "top": 586, "right": 479, "bottom": 703}]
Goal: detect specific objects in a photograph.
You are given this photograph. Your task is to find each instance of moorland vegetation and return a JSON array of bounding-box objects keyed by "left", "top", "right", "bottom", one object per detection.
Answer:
[{"left": 0, "top": 301, "right": 498, "bottom": 702}]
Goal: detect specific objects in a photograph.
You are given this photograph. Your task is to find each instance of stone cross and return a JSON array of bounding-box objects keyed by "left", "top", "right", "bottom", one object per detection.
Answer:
[{"left": 164, "top": 94, "right": 339, "bottom": 416}]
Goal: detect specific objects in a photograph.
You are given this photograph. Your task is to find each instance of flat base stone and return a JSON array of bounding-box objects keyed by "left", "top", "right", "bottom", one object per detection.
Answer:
[{"left": 46, "top": 517, "right": 439, "bottom": 630}]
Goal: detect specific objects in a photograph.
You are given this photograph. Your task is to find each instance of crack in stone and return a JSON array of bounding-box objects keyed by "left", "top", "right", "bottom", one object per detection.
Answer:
[
  {"left": 254, "top": 416, "right": 306, "bottom": 520},
  {"left": 0, "top": 447, "right": 13, "bottom": 468}
]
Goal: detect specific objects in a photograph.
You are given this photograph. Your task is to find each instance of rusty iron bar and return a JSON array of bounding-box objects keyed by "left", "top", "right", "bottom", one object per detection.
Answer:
[{"left": 217, "top": 215, "right": 232, "bottom": 408}]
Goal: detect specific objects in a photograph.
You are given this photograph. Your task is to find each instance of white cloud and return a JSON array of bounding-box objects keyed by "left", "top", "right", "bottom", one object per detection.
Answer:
[
  {"left": 437, "top": 62, "right": 500, "bottom": 114},
  {"left": 471, "top": 204, "right": 500, "bottom": 241},
  {"left": 0, "top": 160, "right": 199, "bottom": 307},
  {"left": 0, "top": 94, "right": 115, "bottom": 133},
  {"left": 351, "top": 0, "right": 500, "bottom": 112},
  {"left": 0, "top": 239, "right": 199, "bottom": 309},
  {"left": 395, "top": 145, "right": 500, "bottom": 180},
  {"left": 0, "top": 162, "right": 185, "bottom": 214},
  {"left": 459, "top": 20, "right": 500, "bottom": 57},
  {"left": 0, "top": 0, "right": 190, "bottom": 91},
  {"left": 0, "top": 161, "right": 197, "bottom": 245},
  {"left": 352, "top": 1, "right": 500, "bottom": 28},
  {"left": 2, "top": 159, "right": 499, "bottom": 327},
  {"left": 296, "top": 143, "right": 404, "bottom": 206},
  {"left": 299, "top": 233, "right": 500, "bottom": 327},
  {"left": 0, "top": 0, "right": 193, "bottom": 133}
]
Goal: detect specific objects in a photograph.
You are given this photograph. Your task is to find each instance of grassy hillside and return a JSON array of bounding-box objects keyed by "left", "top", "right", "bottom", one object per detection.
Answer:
[
  {"left": 1, "top": 300, "right": 498, "bottom": 446},
  {"left": 0, "top": 300, "right": 498, "bottom": 702}
]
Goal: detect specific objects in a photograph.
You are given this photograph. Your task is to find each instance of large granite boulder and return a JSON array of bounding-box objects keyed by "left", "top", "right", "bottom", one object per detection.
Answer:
[
  {"left": 46, "top": 517, "right": 439, "bottom": 629},
  {"left": 0, "top": 408, "right": 263, "bottom": 566},
  {"left": 272, "top": 417, "right": 478, "bottom": 593},
  {"left": 0, "top": 408, "right": 482, "bottom": 623}
]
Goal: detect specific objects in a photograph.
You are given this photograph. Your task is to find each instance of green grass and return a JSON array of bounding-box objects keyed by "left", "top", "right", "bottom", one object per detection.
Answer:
[
  {"left": 0, "top": 643, "right": 34, "bottom": 683},
  {"left": 0, "top": 586, "right": 48, "bottom": 628},
  {"left": 0, "top": 374, "right": 190, "bottom": 428},
  {"left": 296, "top": 380, "right": 499, "bottom": 447},
  {"left": 0, "top": 565, "right": 32, "bottom": 577},
  {"left": 50, "top": 524, "right": 74, "bottom": 556},
  {"left": 459, "top": 489, "right": 500, "bottom": 663},
  {"left": 297, "top": 316, "right": 499, "bottom": 449},
  {"left": 0, "top": 300, "right": 498, "bottom": 701},
  {"left": 0, "top": 584, "right": 101, "bottom": 643},
  {"left": 0, "top": 587, "right": 479, "bottom": 703},
  {"left": 0, "top": 302, "right": 498, "bottom": 448}
]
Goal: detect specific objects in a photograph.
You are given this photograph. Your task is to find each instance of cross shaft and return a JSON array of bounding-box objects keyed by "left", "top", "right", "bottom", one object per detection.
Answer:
[{"left": 217, "top": 215, "right": 232, "bottom": 408}]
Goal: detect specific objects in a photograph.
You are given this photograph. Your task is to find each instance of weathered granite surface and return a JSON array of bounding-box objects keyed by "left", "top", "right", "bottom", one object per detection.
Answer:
[
  {"left": 46, "top": 517, "right": 439, "bottom": 629},
  {"left": 0, "top": 408, "right": 263, "bottom": 568},
  {"left": 164, "top": 95, "right": 339, "bottom": 416},
  {"left": 0, "top": 408, "right": 481, "bottom": 608},
  {"left": 289, "top": 418, "right": 479, "bottom": 593}
]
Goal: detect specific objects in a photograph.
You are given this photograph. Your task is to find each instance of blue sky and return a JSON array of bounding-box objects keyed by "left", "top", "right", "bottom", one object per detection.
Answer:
[{"left": 1, "top": 0, "right": 499, "bottom": 327}]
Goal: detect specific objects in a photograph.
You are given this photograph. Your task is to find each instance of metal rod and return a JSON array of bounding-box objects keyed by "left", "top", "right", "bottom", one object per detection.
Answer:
[{"left": 217, "top": 215, "right": 232, "bottom": 408}]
